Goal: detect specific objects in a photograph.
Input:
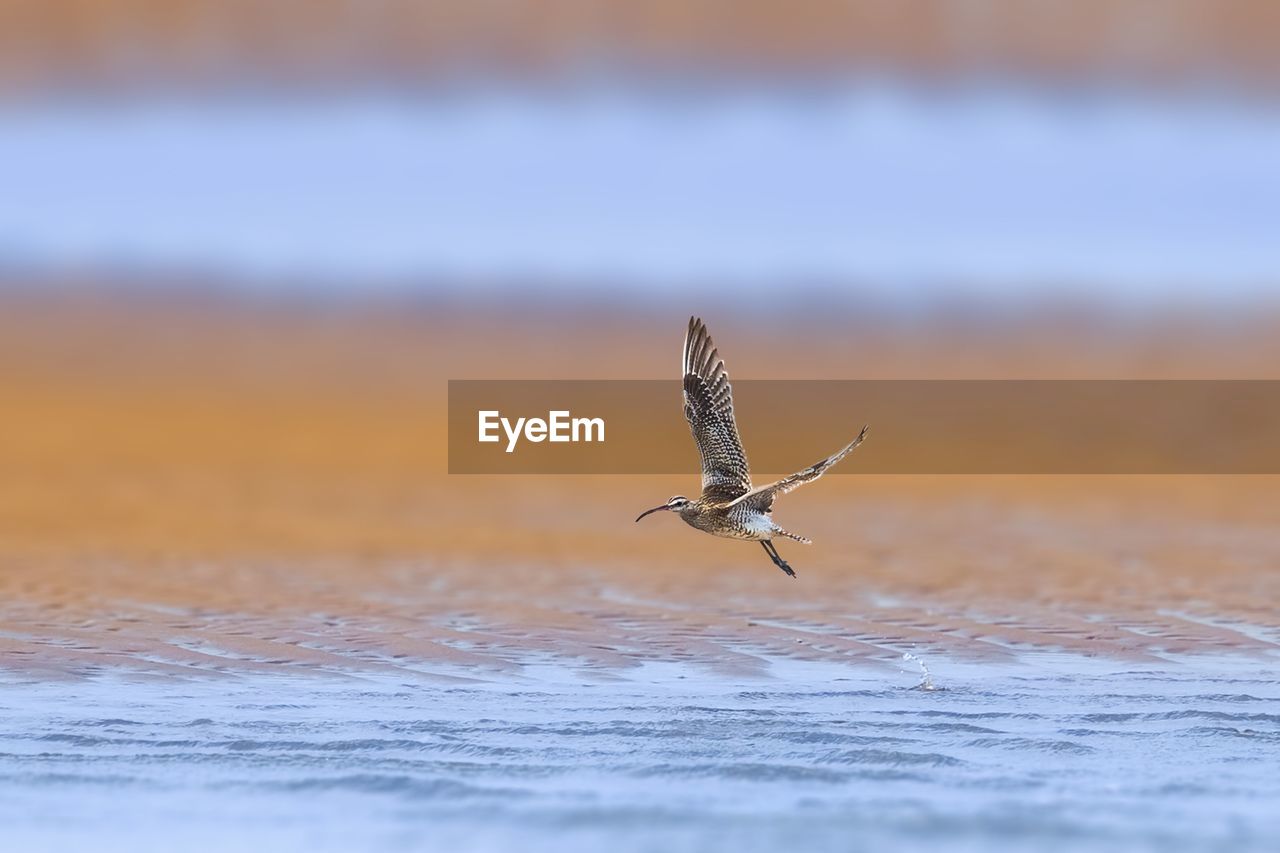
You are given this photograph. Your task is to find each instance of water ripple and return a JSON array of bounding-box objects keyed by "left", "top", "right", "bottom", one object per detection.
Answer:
[{"left": 1, "top": 665, "right": 1277, "bottom": 852}]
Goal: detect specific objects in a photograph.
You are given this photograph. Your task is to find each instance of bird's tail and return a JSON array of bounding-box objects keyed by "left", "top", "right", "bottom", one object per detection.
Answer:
[{"left": 771, "top": 525, "right": 812, "bottom": 544}]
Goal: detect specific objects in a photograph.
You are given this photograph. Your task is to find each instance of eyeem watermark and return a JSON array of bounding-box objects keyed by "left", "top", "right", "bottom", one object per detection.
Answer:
[
  {"left": 450, "top": 380, "right": 1280, "bottom": 474},
  {"left": 478, "top": 410, "right": 606, "bottom": 453}
]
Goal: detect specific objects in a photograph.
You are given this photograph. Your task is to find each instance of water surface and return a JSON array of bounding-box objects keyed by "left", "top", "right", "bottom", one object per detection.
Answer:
[{"left": 3, "top": 655, "right": 1276, "bottom": 852}]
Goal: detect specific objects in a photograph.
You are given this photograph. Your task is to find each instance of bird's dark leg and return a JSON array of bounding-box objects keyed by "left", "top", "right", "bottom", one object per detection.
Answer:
[{"left": 761, "top": 540, "right": 796, "bottom": 578}]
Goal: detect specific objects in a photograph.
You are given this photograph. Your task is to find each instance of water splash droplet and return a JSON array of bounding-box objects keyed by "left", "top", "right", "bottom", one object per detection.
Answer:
[{"left": 901, "top": 651, "right": 938, "bottom": 691}]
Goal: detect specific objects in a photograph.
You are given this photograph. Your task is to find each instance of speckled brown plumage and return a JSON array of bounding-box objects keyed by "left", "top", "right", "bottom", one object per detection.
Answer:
[{"left": 636, "top": 317, "right": 868, "bottom": 578}]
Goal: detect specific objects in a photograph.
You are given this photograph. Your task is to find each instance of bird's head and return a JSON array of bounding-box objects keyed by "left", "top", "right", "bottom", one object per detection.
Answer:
[{"left": 635, "top": 495, "right": 693, "bottom": 522}]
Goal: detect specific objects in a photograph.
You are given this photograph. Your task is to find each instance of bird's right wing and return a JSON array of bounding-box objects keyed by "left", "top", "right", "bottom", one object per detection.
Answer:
[
  {"left": 683, "top": 317, "right": 752, "bottom": 502},
  {"left": 728, "top": 425, "right": 868, "bottom": 513}
]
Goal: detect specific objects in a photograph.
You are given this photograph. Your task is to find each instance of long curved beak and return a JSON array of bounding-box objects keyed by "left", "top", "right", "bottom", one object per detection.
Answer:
[{"left": 635, "top": 504, "right": 670, "bottom": 523}]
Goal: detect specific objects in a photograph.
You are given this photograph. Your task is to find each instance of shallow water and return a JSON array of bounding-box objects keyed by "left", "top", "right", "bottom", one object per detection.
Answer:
[{"left": 2, "top": 655, "right": 1277, "bottom": 852}]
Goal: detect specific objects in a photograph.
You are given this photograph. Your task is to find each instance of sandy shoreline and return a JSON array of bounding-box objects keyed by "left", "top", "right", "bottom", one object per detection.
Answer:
[
  {"left": 2, "top": 293, "right": 1278, "bottom": 680},
  {"left": 3, "top": 292, "right": 1280, "bottom": 852}
]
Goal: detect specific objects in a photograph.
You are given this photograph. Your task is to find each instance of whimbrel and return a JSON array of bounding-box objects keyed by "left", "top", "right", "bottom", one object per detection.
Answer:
[{"left": 636, "top": 317, "right": 868, "bottom": 578}]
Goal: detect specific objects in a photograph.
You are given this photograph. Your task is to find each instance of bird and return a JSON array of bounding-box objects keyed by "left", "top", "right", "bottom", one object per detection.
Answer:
[{"left": 635, "top": 317, "right": 868, "bottom": 578}]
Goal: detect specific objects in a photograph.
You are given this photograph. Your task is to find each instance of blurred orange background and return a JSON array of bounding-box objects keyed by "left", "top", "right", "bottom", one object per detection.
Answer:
[
  {"left": 4, "top": 0, "right": 1280, "bottom": 89},
  {"left": 1, "top": 1, "right": 1278, "bottom": 677}
]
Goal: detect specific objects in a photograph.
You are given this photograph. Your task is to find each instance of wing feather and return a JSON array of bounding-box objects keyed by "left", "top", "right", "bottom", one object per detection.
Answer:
[
  {"left": 682, "top": 317, "right": 752, "bottom": 502},
  {"left": 729, "top": 425, "right": 869, "bottom": 513}
]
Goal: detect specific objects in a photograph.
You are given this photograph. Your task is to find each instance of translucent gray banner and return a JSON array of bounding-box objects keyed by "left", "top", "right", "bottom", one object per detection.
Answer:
[{"left": 448, "top": 380, "right": 1280, "bottom": 474}]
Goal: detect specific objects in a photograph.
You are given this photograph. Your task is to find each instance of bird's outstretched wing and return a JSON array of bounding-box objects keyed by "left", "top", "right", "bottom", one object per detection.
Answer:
[
  {"left": 729, "top": 425, "right": 869, "bottom": 513},
  {"left": 683, "top": 317, "right": 752, "bottom": 502}
]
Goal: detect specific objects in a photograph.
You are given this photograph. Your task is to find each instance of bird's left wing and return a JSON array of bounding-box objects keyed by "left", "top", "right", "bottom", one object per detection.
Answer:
[
  {"left": 683, "top": 317, "right": 752, "bottom": 502},
  {"left": 728, "top": 425, "right": 869, "bottom": 513}
]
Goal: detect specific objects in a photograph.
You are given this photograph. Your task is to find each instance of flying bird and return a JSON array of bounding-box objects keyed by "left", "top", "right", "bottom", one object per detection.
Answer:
[{"left": 636, "top": 317, "right": 868, "bottom": 577}]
